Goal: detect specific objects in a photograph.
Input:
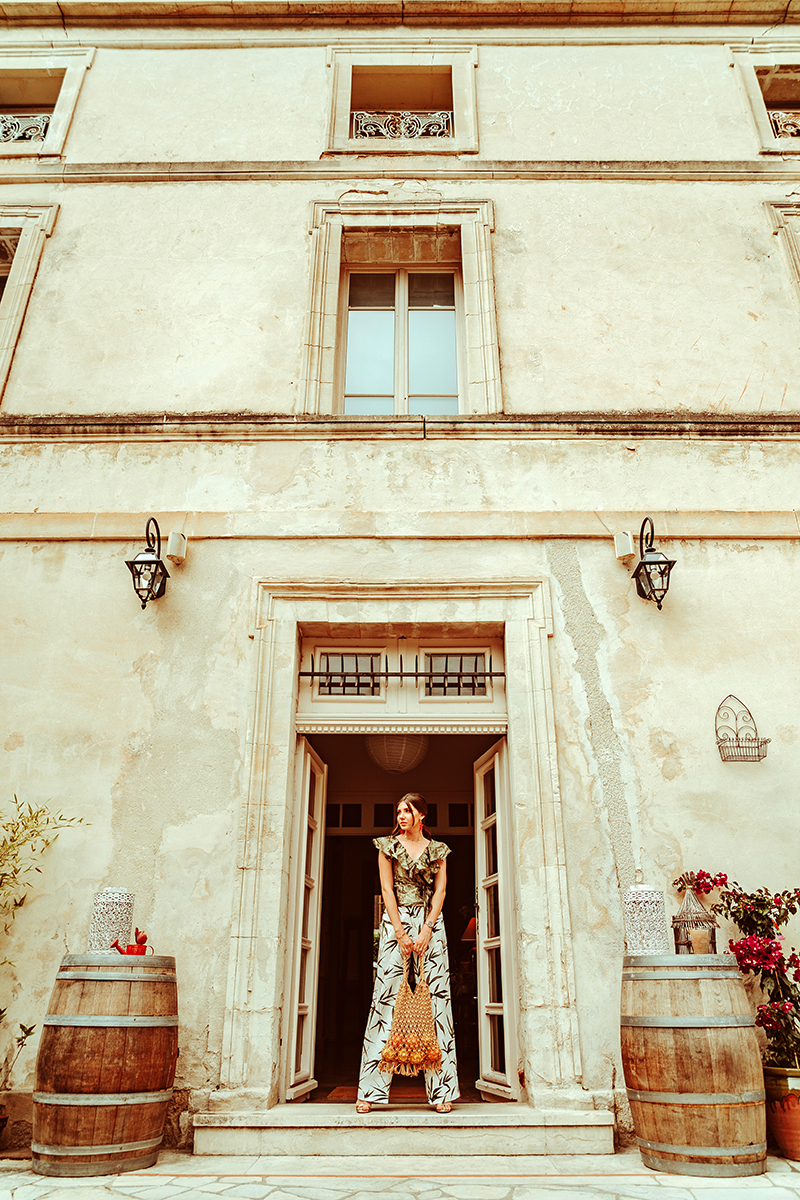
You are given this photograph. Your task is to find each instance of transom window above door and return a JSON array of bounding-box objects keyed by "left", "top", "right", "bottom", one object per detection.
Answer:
[
  {"left": 343, "top": 269, "right": 460, "bottom": 416},
  {"left": 296, "top": 634, "right": 507, "bottom": 734}
]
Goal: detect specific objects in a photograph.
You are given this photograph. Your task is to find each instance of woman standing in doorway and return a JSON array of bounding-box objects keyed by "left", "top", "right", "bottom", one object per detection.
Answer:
[{"left": 356, "top": 792, "right": 459, "bottom": 1113}]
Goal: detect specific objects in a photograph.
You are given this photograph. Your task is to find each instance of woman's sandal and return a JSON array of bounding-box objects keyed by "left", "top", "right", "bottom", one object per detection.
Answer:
[
  {"left": 435, "top": 1102, "right": 452, "bottom": 1113},
  {"left": 355, "top": 1101, "right": 372, "bottom": 1113}
]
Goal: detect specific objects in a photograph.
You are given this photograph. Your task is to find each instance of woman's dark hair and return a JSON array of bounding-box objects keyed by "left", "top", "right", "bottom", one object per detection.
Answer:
[{"left": 392, "top": 792, "right": 431, "bottom": 837}]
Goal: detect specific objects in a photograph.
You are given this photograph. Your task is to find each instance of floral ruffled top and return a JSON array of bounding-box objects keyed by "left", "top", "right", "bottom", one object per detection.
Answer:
[{"left": 373, "top": 835, "right": 451, "bottom": 910}]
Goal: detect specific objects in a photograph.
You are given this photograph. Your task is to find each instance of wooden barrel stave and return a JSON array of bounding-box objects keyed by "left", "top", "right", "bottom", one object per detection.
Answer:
[
  {"left": 621, "top": 955, "right": 766, "bottom": 1177},
  {"left": 32, "top": 956, "right": 178, "bottom": 1177}
]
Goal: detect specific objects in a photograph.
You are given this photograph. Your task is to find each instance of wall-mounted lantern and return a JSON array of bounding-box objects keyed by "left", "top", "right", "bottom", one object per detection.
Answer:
[
  {"left": 125, "top": 517, "right": 169, "bottom": 610},
  {"left": 715, "top": 695, "right": 770, "bottom": 762},
  {"left": 631, "top": 517, "right": 676, "bottom": 611}
]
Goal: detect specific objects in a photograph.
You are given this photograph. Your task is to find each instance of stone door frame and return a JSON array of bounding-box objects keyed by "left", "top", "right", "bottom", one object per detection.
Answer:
[{"left": 217, "top": 579, "right": 582, "bottom": 1109}]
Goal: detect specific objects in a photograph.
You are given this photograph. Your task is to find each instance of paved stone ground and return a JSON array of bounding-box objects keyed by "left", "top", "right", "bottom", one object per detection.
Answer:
[{"left": 3, "top": 1150, "right": 800, "bottom": 1200}]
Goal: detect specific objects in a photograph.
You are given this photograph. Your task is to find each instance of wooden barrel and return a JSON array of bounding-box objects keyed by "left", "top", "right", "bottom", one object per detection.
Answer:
[
  {"left": 32, "top": 954, "right": 178, "bottom": 1177},
  {"left": 621, "top": 954, "right": 766, "bottom": 1177}
]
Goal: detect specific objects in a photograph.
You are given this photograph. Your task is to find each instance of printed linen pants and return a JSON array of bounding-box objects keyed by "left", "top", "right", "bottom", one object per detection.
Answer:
[{"left": 357, "top": 905, "right": 459, "bottom": 1106}]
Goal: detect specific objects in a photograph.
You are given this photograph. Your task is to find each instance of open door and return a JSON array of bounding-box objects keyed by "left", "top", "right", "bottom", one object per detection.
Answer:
[
  {"left": 473, "top": 737, "right": 520, "bottom": 1100},
  {"left": 285, "top": 737, "right": 328, "bottom": 1100}
]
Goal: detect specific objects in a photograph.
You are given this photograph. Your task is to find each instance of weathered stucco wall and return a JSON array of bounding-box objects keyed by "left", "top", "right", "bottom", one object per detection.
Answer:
[
  {"left": 1, "top": 178, "right": 797, "bottom": 417},
  {"left": 2, "top": 15, "right": 799, "bottom": 1131},
  {"left": 2, "top": 434, "right": 799, "bottom": 1114},
  {"left": 40, "top": 37, "right": 758, "bottom": 165}
]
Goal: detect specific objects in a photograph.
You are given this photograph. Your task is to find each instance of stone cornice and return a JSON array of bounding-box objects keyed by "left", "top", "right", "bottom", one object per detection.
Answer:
[
  {"left": 4, "top": 159, "right": 800, "bottom": 184},
  {"left": 0, "top": 0, "right": 798, "bottom": 26},
  {"left": 0, "top": 509, "right": 798, "bottom": 540},
  {"left": 3, "top": 412, "right": 800, "bottom": 441}
]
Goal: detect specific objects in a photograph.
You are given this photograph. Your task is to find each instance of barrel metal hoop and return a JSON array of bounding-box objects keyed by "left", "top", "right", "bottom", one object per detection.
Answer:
[
  {"left": 55, "top": 972, "right": 176, "bottom": 983},
  {"left": 43, "top": 1015, "right": 178, "bottom": 1027},
  {"left": 627, "top": 1087, "right": 765, "bottom": 1106},
  {"left": 637, "top": 1137, "right": 767, "bottom": 1158},
  {"left": 621, "top": 1015, "right": 754, "bottom": 1028},
  {"left": 623, "top": 970, "right": 742, "bottom": 981},
  {"left": 33, "top": 1090, "right": 173, "bottom": 1107},
  {"left": 60, "top": 954, "right": 175, "bottom": 968},
  {"left": 624, "top": 954, "right": 736, "bottom": 967},
  {"left": 31, "top": 1136, "right": 163, "bottom": 1157},
  {"left": 639, "top": 1153, "right": 766, "bottom": 1178}
]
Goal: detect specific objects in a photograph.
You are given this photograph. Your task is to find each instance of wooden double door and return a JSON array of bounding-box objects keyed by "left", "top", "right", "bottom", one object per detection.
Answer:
[{"left": 284, "top": 736, "right": 520, "bottom": 1102}]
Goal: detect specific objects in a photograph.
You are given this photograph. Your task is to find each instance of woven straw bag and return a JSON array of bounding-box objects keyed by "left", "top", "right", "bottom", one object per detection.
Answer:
[{"left": 379, "top": 954, "right": 442, "bottom": 1077}]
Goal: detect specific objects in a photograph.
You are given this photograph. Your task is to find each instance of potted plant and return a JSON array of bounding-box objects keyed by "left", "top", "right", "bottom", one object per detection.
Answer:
[
  {"left": 0, "top": 796, "right": 81, "bottom": 1149},
  {"left": 676, "top": 870, "right": 800, "bottom": 1159}
]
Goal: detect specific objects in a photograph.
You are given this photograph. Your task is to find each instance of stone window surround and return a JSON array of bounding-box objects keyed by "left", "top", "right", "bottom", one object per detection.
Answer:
[
  {"left": 325, "top": 44, "right": 479, "bottom": 156},
  {"left": 734, "top": 49, "right": 800, "bottom": 155},
  {"left": 0, "top": 49, "right": 93, "bottom": 159},
  {"left": 766, "top": 202, "right": 800, "bottom": 316},
  {"left": 300, "top": 199, "right": 502, "bottom": 417},
  {"left": 0, "top": 205, "right": 58, "bottom": 403}
]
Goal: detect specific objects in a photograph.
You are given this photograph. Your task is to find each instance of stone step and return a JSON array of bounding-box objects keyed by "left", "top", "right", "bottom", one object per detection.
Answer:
[{"left": 193, "top": 1102, "right": 615, "bottom": 1156}]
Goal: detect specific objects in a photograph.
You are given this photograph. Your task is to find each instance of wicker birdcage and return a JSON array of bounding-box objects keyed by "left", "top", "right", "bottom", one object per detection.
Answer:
[{"left": 672, "top": 887, "right": 718, "bottom": 954}]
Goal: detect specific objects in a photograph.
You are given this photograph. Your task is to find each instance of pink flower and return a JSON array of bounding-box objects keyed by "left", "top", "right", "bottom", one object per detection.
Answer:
[{"left": 730, "top": 935, "right": 786, "bottom": 974}]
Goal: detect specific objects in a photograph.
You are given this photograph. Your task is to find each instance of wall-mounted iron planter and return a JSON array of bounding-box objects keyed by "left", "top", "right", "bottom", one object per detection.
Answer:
[{"left": 715, "top": 695, "right": 770, "bottom": 762}]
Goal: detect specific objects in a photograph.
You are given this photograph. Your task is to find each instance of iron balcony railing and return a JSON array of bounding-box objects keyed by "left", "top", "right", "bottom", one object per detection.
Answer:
[
  {"left": 351, "top": 110, "right": 453, "bottom": 139},
  {"left": 0, "top": 113, "right": 51, "bottom": 143},
  {"left": 768, "top": 108, "right": 800, "bottom": 138}
]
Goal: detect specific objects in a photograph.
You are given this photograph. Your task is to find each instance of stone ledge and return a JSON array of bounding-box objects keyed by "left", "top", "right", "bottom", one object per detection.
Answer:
[
  {"left": 192, "top": 1103, "right": 614, "bottom": 1157},
  {"left": 194, "top": 1103, "right": 615, "bottom": 1127},
  {"left": 4, "top": 412, "right": 800, "bottom": 441},
  {"left": 0, "top": 0, "right": 797, "bottom": 24},
  {"left": 5, "top": 159, "right": 800, "bottom": 183},
  {"left": 1, "top": 510, "right": 800, "bottom": 541},
  {"left": 0, "top": 510, "right": 799, "bottom": 541}
]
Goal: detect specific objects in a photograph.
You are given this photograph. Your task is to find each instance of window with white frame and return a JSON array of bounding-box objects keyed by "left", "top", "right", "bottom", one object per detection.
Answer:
[
  {"left": 295, "top": 635, "right": 506, "bottom": 733},
  {"left": 343, "top": 268, "right": 461, "bottom": 416},
  {"left": 300, "top": 200, "right": 501, "bottom": 417},
  {"left": 0, "top": 52, "right": 93, "bottom": 159}
]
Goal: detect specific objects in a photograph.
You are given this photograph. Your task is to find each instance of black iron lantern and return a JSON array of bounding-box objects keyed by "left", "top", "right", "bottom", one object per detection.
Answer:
[
  {"left": 631, "top": 517, "right": 675, "bottom": 611},
  {"left": 125, "top": 517, "right": 169, "bottom": 610}
]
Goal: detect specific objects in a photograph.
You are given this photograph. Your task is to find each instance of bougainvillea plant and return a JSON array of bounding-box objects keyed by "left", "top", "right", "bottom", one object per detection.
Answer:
[
  {"left": 673, "top": 870, "right": 729, "bottom": 896},
  {"left": 674, "top": 871, "right": 800, "bottom": 1068}
]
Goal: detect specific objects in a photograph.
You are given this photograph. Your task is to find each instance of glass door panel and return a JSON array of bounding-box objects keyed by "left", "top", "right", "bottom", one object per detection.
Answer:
[
  {"left": 286, "top": 737, "right": 328, "bottom": 1099},
  {"left": 473, "top": 737, "right": 519, "bottom": 1099}
]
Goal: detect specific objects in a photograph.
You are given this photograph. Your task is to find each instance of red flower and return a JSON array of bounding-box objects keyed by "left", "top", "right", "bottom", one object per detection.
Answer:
[{"left": 729, "top": 935, "right": 786, "bottom": 974}]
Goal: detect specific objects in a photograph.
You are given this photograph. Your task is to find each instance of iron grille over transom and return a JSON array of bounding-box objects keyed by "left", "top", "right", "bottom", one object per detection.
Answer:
[
  {"left": 317, "top": 653, "right": 382, "bottom": 696},
  {"left": 425, "top": 653, "right": 487, "bottom": 697}
]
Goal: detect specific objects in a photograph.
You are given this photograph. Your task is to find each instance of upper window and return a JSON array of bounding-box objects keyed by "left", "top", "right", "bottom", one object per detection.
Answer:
[
  {"left": 326, "top": 46, "right": 478, "bottom": 155},
  {"left": 0, "top": 52, "right": 93, "bottom": 159},
  {"left": 350, "top": 66, "right": 453, "bottom": 143},
  {"left": 735, "top": 52, "right": 800, "bottom": 154},
  {"left": 343, "top": 269, "right": 460, "bottom": 416},
  {"left": 0, "top": 231, "right": 20, "bottom": 303},
  {"left": 0, "top": 71, "right": 60, "bottom": 147},
  {"left": 300, "top": 199, "right": 501, "bottom": 417},
  {"left": 0, "top": 205, "right": 58, "bottom": 405}
]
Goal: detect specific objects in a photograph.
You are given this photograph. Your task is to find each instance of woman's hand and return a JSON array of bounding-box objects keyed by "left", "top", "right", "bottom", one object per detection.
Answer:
[
  {"left": 414, "top": 924, "right": 432, "bottom": 956},
  {"left": 396, "top": 929, "right": 415, "bottom": 958}
]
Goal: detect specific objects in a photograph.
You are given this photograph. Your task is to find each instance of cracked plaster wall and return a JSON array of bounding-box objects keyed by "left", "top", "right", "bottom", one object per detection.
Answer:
[
  {"left": 0, "top": 176, "right": 798, "bottom": 417},
  {"left": 3, "top": 490, "right": 800, "bottom": 1107}
]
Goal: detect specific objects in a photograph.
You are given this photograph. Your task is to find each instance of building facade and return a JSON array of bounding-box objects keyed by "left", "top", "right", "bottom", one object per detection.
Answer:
[{"left": 2, "top": 0, "right": 800, "bottom": 1154}]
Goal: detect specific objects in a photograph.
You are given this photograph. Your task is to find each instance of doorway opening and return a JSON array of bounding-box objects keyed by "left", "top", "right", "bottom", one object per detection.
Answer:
[{"left": 306, "top": 732, "right": 497, "bottom": 1104}]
